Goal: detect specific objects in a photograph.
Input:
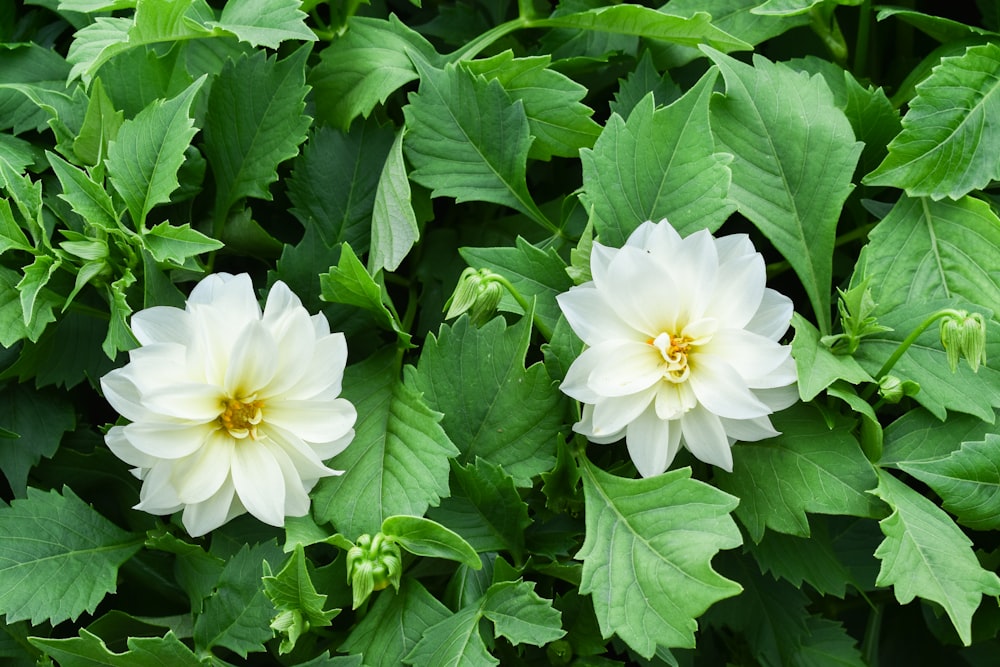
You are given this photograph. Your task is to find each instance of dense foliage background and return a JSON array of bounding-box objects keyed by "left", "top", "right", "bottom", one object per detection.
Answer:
[{"left": 3, "top": 0, "right": 1000, "bottom": 665}]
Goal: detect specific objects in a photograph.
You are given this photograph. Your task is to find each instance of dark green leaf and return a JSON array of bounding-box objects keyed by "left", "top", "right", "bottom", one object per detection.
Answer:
[
  {"left": 30, "top": 630, "right": 202, "bottom": 667},
  {"left": 0, "top": 385, "right": 75, "bottom": 497}
]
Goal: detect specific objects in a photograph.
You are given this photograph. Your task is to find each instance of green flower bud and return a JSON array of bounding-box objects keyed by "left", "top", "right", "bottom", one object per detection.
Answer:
[
  {"left": 940, "top": 311, "right": 988, "bottom": 373},
  {"left": 346, "top": 533, "right": 403, "bottom": 609},
  {"left": 444, "top": 267, "right": 504, "bottom": 324},
  {"left": 878, "top": 375, "right": 905, "bottom": 403}
]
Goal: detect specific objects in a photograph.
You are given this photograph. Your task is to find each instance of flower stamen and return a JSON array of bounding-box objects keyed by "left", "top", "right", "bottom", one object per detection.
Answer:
[
  {"left": 220, "top": 397, "right": 264, "bottom": 440},
  {"left": 650, "top": 332, "right": 693, "bottom": 383}
]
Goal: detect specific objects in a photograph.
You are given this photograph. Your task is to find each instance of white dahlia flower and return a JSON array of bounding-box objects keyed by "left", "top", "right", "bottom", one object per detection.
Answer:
[
  {"left": 101, "top": 273, "right": 356, "bottom": 536},
  {"left": 557, "top": 220, "right": 798, "bottom": 476}
]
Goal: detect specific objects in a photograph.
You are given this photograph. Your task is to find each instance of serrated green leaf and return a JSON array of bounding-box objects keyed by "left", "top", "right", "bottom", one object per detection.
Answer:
[
  {"left": 0, "top": 266, "right": 58, "bottom": 346},
  {"left": 795, "top": 616, "right": 866, "bottom": 667},
  {"left": 381, "top": 515, "right": 480, "bottom": 567},
  {"left": 202, "top": 45, "right": 311, "bottom": 223},
  {"left": 142, "top": 221, "right": 223, "bottom": 265},
  {"left": 609, "top": 50, "right": 681, "bottom": 119},
  {"left": 402, "top": 57, "right": 549, "bottom": 228},
  {"left": 748, "top": 519, "right": 856, "bottom": 598},
  {"left": 0, "top": 44, "right": 73, "bottom": 135},
  {"left": 577, "top": 460, "right": 742, "bottom": 656},
  {"left": 581, "top": 71, "right": 735, "bottom": 247},
  {"left": 403, "top": 604, "right": 493, "bottom": 667},
  {"left": 0, "top": 162, "right": 46, "bottom": 247},
  {"left": 106, "top": 76, "right": 203, "bottom": 228},
  {"left": 706, "top": 48, "right": 861, "bottom": 333},
  {"left": 310, "top": 15, "right": 441, "bottom": 130},
  {"left": 73, "top": 77, "right": 122, "bottom": 165},
  {"left": 0, "top": 199, "right": 31, "bottom": 256},
  {"left": 287, "top": 120, "right": 395, "bottom": 253},
  {"left": 319, "top": 242, "right": 408, "bottom": 343},
  {"left": 407, "top": 314, "right": 561, "bottom": 485},
  {"left": 0, "top": 486, "right": 142, "bottom": 625},
  {"left": 790, "top": 314, "right": 874, "bottom": 401},
  {"left": 0, "top": 134, "right": 36, "bottom": 174},
  {"left": 30, "top": 630, "right": 202, "bottom": 667},
  {"left": 860, "top": 195, "right": 1000, "bottom": 315},
  {"left": 899, "top": 434, "right": 1000, "bottom": 531},
  {"left": 103, "top": 269, "right": 138, "bottom": 358},
  {"left": 463, "top": 50, "right": 600, "bottom": 160},
  {"left": 881, "top": 407, "right": 998, "bottom": 467},
  {"left": 871, "top": 468, "right": 1000, "bottom": 645},
  {"left": 97, "top": 44, "right": 196, "bottom": 119},
  {"left": 47, "top": 151, "right": 119, "bottom": 229},
  {"left": 144, "top": 531, "right": 224, "bottom": 611},
  {"left": 17, "top": 254, "right": 60, "bottom": 327},
  {"left": 0, "top": 385, "right": 75, "bottom": 497},
  {"left": 370, "top": 128, "right": 419, "bottom": 273},
  {"left": 715, "top": 405, "right": 883, "bottom": 542},
  {"left": 209, "top": 0, "right": 315, "bottom": 48},
  {"left": 263, "top": 544, "right": 339, "bottom": 653},
  {"left": 482, "top": 580, "right": 565, "bottom": 647},
  {"left": 312, "top": 350, "right": 459, "bottom": 538},
  {"left": 864, "top": 43, "right": 1000, "bottom": 199},
  {"left": 193, "top": 541, "right": 283, "bottom": 657}
]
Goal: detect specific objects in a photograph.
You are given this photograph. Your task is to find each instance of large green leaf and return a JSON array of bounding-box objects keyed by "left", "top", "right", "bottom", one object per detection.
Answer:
[
  {"left": 369, "top": 128, "right": 419, "bottom": 273},
  {"left": 748, "top": 519, "right": 858, "bottom": 598},
  {"left": 202, "top": 45, "right": 311, "bottom": 224},
  {"left": 881, "top": 407, "right": 998, "bottom": 467},
  {"left": 860, "top": 195, "right": 1000, "bottom": 314},
  {"left": 900, "top": 434, "right": 1000, "bottom": 531},
  {"left": 582, "top": 71, "right": 734, "bottom": 247},
  {"left": 0, "top": 487, "right": 142, "bottom": 625},
  {"left": 47, "top": 151, "right": 119, "bottom": 229},
  {"left": 105, "top": 76, "right": 203, "bottom": 228},
  {"left": 706, "top": 48, "right": 862, "bottom": 333},
  {"left": 0, "top": 385, "right": 75, "bottom": 497},
  {"left": 312, "top": 350, "right": 459, "bottom": 539},
  {"left": 577, "top": 460, "right": 742, "bottom": 656},
  {"left": 209, "top": 0, "right": 315, "bottom": 48},
  {"left": 790, "top": 313, "right": 874, "bottom": 401},
  {"left": 864, "top": 43, "right": 1000, "bottom": 199},
  {"left": 406, "top": 314, "right": 562, "bottom": 485},
  {"left": 30, "top": 630, "right": 202, "bottom": 667},
  {"left": 715, "top": 405, "right": 883, "bottom": 543},
  {"left": 402, "top": 57, "right": 548, "bottom": 228},
  {"left": 0, "top": 44, "right": 73, "bottom": 134},
  {"left": 871, "top": 469, "right": 1000, "bottom": 646},
  {"left": 263, "top": 544, "right": 339, "bottom": 654}
]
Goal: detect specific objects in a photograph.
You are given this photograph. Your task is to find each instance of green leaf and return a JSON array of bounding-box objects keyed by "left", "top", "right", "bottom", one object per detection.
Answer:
[
  {"left": 402, "top": 57, "right": 548, "bottom": 228},
  {"left": 370, "top": 128, "right": 419, "bottom": 273},
  {"left": 0, "top": 44, "right": 73, "bottom": 135},
  {"left": 202, "top": 45, "right": 311, "bottom": 223},
  {"left": 0, "top": 134, "right": 36, "bottom": 174},
  {"left": 463, "top": 50, "right": 601, "bottom": 161},
  {"left": 790, "top": 313, "right": 874, "bottom": 401},
  {"left": 581, "top": 72, "right": 735, "bottom": 247},
  {"left": 30, "top": 630, "right": 202, "bottom": 667},
  {"left": 706, "top": 48, "right": 862, "bottom": 333},
  {"left": 864, "top": 43, "right": 1000, "bottom": 199},
  {"left": 609, "top": 50, "right": 681, "bottom": 119},
  {"left": 715, "top": 405, "right": 883, "bottom": 543},
  {"left": 142, "top": 221, "right": 223, "bottom": 266},
  {"left": 0, "top": 266, "right": 58, "bottom": 346},
  {"left": 859, "top": 195, "right": 1000, "bottom": 315},
  {"left": 73, "top": 77, "right": 123, "bottom": 166},
  {"left": 881, "top": 407, "right": 998, "bottom": 467},
  {"left": 319, "top": 242, "right": 409, "bottom": 343},
  {"left": 0, "top": 385, "right": 75, "bottom": 497},
  {"left": 407, "top": 314, "right": 562, "bottom": 485},
  {"left": 106, "top": 76, "right": 204, "bottom": 228},
  {"left": 312, "top": 350, "right": 459, "bottom": 538},
  {"left": 0, "top": 162, "right": 46, "bottom": 247},
  {"left": 796, "top": 616, "right": 866, "bottom": 667},
  {"left": 748, "top": 519, "right": 857, "bottom": 598},
  {"left": 47, "top": 151, "right": 119, "bottom": 229},
  {"left": 0, "top": 198, "right": 32, "bottom": 256},
  {"left": 403, "top": 604, "right": 493, "bottom": 667},
  {"left": 263, "top": 544, "right": 339, "bottom": 654},
  {"left": 209, "top": 0, "right": 315, "bottom": 48},
  {"left": 459, "top": 236, "right": 573, "bottom": 338},
  {"left": 482, "top": 580, "right": 565, "bottom": 647},
  {"left": 899, "top": 434, "right": 1000, "bottom": 531},
  {"left": 577, "top": 460, "right": 743, "bottom": 656},
  {"left": 381, "top": 515, "right": 480, "bottom": 568},
  {"left": 428, "top": 458, "right": 531, "bottom": 558},
  {"left": 310, "top": 15, "right": 441, "bottom": 130},
  {"left": 0, "top": 486, "right": 142, "bottom": 625},
  {"left": 144, "top": 531, "right": 224, "bottom": 611},
  {"left": 287, "top": 120, "right": 395, "bottom": 253},
  {"left": 193, "top": 541, "right": 283, "bottom": 657},
  {"left": 871, "top": 468, "right": 1000, "bottom": 645},
  {"left": 18, "top": 254, "right": 60, "bottom": 327},
  {"left": 752, "top": 0, "right": 862, "bottom": 15},
  {"left": 339, "top": 579, "right": 450, "bottom": 667}
]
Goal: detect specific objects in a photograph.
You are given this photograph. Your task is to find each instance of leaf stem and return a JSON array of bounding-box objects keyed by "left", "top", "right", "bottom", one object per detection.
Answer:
[
  {"left": 861, "top": 602, "right": 883, "bottom": 667},
  {"left": 446, "top": 16, "right": 532, "bottom": 63},
  {"left": 853, "top": 0, "right": 873, "bottom": 78},
  {"left": 490, "top": 274, "right": 554, "bottom": 342}
]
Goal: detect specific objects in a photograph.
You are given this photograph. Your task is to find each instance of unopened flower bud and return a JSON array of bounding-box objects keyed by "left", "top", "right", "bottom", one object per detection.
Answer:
[
  {"left": 940, "top": 311, "right": 987, "bottom": 373},
  {"left": 346, "top": 533, "right": 402, "bottom": 609},
  {"left": 878, "top": 375, "right": 905, "bottom": 403},
  {"left": 445, "top": 268, "right": 504, "bottom": 323}
]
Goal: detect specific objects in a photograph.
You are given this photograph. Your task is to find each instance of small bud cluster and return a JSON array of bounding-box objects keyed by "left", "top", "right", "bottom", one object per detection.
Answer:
[
  {"left": 346, "top": 533, "right": 402, "bottom": 609},
  {"left": 940, "top": 311, "right": 987, "bottom": 373}
]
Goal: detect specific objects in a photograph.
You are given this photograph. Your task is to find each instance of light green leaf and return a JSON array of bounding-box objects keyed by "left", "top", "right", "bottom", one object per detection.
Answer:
[
  {"left": 0, "top": 486, "right": 142, "bottom": 625},
  {"left": 581, "top": 71, "right": 735, "bottom": 247},
  {"left": 0, "top": 386, "right": 75, "bottom": 497},
  {"left": 310, "top": 15, "right": 441, "bottom": 130},
  {"left": 864, "top": 43, "right": 1000, "bottom": 199},
  {"left": 0, "top": 44, "right": 73, "bottom": 135},
  {"left": 106, "top": 76, "right": 204, "bottom": 228},
  {"left": 381, "top": 515, "right": 480, "bottom": 568},
  {"left": 209, "top": 0, "right": 315, "bottom": 48},
  {"left": 871, "top": 469, "right": 1000, "bottom": 645},
  {"left": 263, "top": 544, "right": 339, "bottom": 654},
  {"left": 339, "top": 580, "right": 450, "bottom": 667},
  {"left": 319, "top": 242, "right": 408, "bottom": 343},
  {"left": 0, "top": 266, "right": 58, "bottom": 346},
  {"left": 370, "top": 128, "right": 419, "bottom": 273},
  {"left": 403, "top": 604, "right": 493, "bottom": 667},
  {"left": 463, "top": 50, "right": 600, "bottom": 161},
  {"left": 860, "top": 195, "right": 1000, "bottom": 315},
  {"left": 402, "top": 57, "right": 548, "bottom": 227},
  {"left": 193, "top": 541, "right": 283, "bottom": 657},
  {"left": 577, "top": 460, "right": 743, "bottom": 656},
  {"left": 0, "top": 162, "right": 46, "bottom": 247},
  {"left": 17, "top": 254, "right": 60, "bottom": 327},
  {"left": 706, "top": 48, "right": 862, "bottom": 333},
  {"left": 875, "top": 7, "right": 997, "bottom": 43},
  {"left": 312, "top": 350, "right": 459, "bottom": 539},
  {"left": 73, "top": 77, "right": 122, "bottom": 165},
  {"left": 30, "top": 630, "right": 202, "bottom": 667},
  {"left": 287, "top": 120, "right": 395, "bottom": 253},
  {"left": 46, "top": 151, "right": 119, "bottom": 229},
  {"left": 881, "top": 407, "right": 998, "bottom": 467},
  {"left": 752, "top": 0, "right": 862, "bottom": 16},
  {"left": 0, "top": 199, "right": 32, "bottom": 256},
  {"left": 202, "top": 45, "right": 311, "bottom": 224},
  {"left": 790, "top": 314, "right": 874, "bottom": 401},
  {"left": 715, "top": 405, "right": 883, "bottom": 543},
  {"left": 0, "top": 134, "right": 36, "bottom": 174},
  {"left": 900, "top": 434, "right": 1000, "bottom": 531},
  {"left": 407, "top": 314, "right": 562, "bottom": 485},
  {"left": 142, "top": 221, "right": 223, "bottom": 265},
  {"left": 103, "top": 270, "right": 138, "bottom": 358},
  {"left": 482, "top": 580, "right": 565, "bottom": 647}
]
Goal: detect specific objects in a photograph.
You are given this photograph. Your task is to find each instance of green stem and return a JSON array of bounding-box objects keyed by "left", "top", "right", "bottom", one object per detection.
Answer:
[
  {"left": 446, "top": 16, "right": 531, "bottom": 63},
  {"left": 853, "top": 0, "right": 873, "bottom": 77},
  {"left": 809, "top": 4, "right": 848, "bottom": 67},
  {"left": 861, "top": 602, "right": 883, "bottom": 667},
  {"left": 491, "top": 274, "right": 554, "bottom": 342}
]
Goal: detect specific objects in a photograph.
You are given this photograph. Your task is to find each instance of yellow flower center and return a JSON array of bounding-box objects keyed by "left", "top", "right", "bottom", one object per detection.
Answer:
[
  {"left": 650, "top": 332, "right": 693, "bottom": 383},
  {"left": 219, "top": 397, "right": 264, "bottom": 440}
]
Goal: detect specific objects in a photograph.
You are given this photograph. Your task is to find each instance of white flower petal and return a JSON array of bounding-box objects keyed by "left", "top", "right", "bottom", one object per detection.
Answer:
[
  {"left": 714, "top": 233, "right": 755, "bottom": 264},
  {"left": 708, "top": 252, "right": 765, "bottom": 329},
  {"left": 281, "top": 333, "right": 349, "bottom": 401},
  {"left": 719, "top": 415, "right": 780, "bottom": 442},
  {"left": 590, "top": 390, "right": 657, "bottom": 436},
  {"left": 232, "top": 441, "right": 286, "bottom": 527},
  {"left": 181, "top": 478, "right": 242, "bottom": 537},
  {"left": 654, "top": 381, "right": 697, "bottom": 420},
  {"left": 264, "top": 423, "right": 341, "bottom": 479},
  {"left": 123, "top": 421, "right": 215, "bottom": 459},
  {"left": 106, "top": 425, "right": 158, "bottom": 469},
  {"left": 754, "top": 384, "right": 801, "bottom": 412},
  {"left": 142, "top": 383, "right": 225, "bottom": 421},
  {"left": 560, "top": 351, "right": 605, "bottom": 403},
  {"left": 224, "top": 321, "right": 279, "bottom": 397},
  {"left": 680, "top": 405, "right": 733, "bottom": 471},
  {"left": 600, "top": 247, "right": 681, "bottom": 335},
  {"left": 585, "top": 339, "right": 664, "bottom": 397},
  {"left": 131, "top": 306, "right": 190, "bottom": 346},
  {"left": 134, "top": 463, "right": 183, "bottom": 514},
  {"left": 265, "top": 398, "right": 357, "bottom": 445},
  {"left": 688, "top": 354, "right": 771, "bottom": 420},
  {"left": 573, "top": 403, "right": 624, "bottom": 444},
  {"left": 172, "top": 430, "right": 234, "bottom": 504},
  {"left": 101, "top": 370, "right": 149, "bottom": 422},
  {"left": 625, "top": 407, "right": 682, "bottom": 477},
  {"left": 557, "top": 285, "right": 642, "bottom": 346},
  {"left": 746, "top": 288, "right": 794, "bottom": 340},
  {"left": 700, "top": 328, "right": 794, "bottom": 386},
  {"left": 261, "top": 439, "right": 313, "bottom": 517}
]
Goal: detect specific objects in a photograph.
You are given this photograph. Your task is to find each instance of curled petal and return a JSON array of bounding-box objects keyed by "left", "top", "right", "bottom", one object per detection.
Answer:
[
  {"left": 557, "top": 285, "right": 642, "bottom": 346},
  {"left": 589, "top": 390, "right": 657, "bottom": 437},
  {"left": 680, "top": 405, "right": 733, "bottom": 472},
  {"left": 746, "top": 289, "right": 794, "bottom": 340},
  {"left": 142, "top": 383, "right": 225, "bottom": 422},
  {"left": 573, "top": 403, "right": 625, "bottom": 444},
  {"left": 181, "top": 478, "right": 242, "bottom": 537}
]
